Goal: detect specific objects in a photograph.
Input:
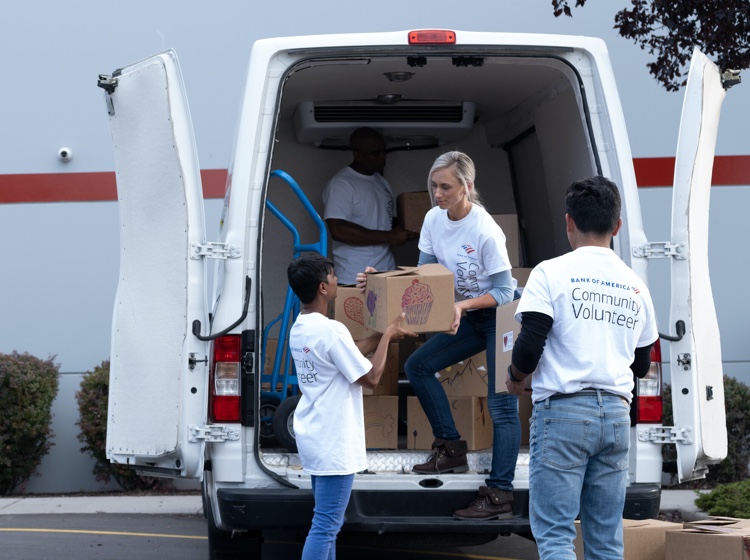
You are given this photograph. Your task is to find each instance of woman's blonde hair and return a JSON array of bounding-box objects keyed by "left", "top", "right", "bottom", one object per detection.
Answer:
[{"left": 427, "top": 151, "right": 483, "bottom": 208}]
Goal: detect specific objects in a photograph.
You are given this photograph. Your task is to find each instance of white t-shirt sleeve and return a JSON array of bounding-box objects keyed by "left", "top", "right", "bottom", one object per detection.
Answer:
[
  {"left": 636, "top": 285, "right": 659, "bottom": 347},
  {"left": 328, "top": 322, "right": 372, "bottom": 383},
  {"left": 323, "top": 178, "right": 355, "bottom": 221},
  {"left": 515, "top": 266, "right": 554, "bottom": 321},
  {"left": 417, "top": 206, "right": 439, "bottom": 255},
  {"left": 480, "top": 224, "right": 512, "bottom": 276}
]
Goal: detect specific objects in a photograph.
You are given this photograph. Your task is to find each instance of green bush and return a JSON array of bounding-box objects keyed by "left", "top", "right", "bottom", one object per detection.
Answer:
[
  {"left": 76, "top": 361, "right": 172, "bottom": 493},
  {"left": 695, "top": 479, "right": 750, "bottom": 518},
  {"left": 663, "top": 375, "right": 750, "bottom": 485},
  {"left": 0, "top": 352, "right": 59, "bottom": 495}
]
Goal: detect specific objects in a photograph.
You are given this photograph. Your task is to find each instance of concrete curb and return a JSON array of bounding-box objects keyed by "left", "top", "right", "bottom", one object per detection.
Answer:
[{"left": 0, "top": 495, "right": 204, "bottom": 516}]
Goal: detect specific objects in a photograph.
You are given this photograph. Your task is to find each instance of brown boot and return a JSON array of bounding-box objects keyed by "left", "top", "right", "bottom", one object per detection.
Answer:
[
  {"left": 412, "top": 439, "right": 469, "bottom": 474},
  {"left": 453, "top": 486, "right": 514, "bottom": 520}
]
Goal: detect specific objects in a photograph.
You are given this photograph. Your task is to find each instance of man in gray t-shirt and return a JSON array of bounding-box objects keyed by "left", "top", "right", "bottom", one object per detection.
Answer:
[{"left": 322, "top": 128, "right": 415, "bottom": 284}]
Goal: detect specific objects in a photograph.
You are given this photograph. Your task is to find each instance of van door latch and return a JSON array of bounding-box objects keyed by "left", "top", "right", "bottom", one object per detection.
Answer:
[
  {"left": 188, "top": 353, "right": 208, "bottom": 370},
  {"left": 638, "top": 426, "right": 693, "bottom": 445},
  {"left": 190, "top": 242, "right": 242, "bottom": 260},
  {"left": 632, "top": 242, "right": 687, "bottom": 260},
  {"left": 189, "top": 425, "right": 240, "bottom": 443}
]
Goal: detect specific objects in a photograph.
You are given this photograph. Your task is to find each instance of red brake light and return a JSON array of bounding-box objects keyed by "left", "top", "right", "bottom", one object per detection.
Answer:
[
  {"left": 635, "top": 340, "right": 663, "bottom": 423},
  {"left": 210, "top": 335, "right": 241, "bottom": 423},
  {"left": 408, "top": 30, "right": 456, "bottom": 45}
]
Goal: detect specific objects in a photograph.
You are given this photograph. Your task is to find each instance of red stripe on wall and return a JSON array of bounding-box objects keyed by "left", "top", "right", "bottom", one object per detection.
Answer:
[
  {"left": 1, "top": 157, "right": 748, "bottom": 204},
  {"left": 634, "top": 155, "right": 750, "bottom": 187},
  {"left": 0, "top": 169, "right": 228, "bottom": 204}
]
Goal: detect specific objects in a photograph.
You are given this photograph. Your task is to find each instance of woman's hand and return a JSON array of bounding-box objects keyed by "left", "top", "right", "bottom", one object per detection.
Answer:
[
  {"left": 385, "top": 312, "right": 418, "bottom": 341},
  {"left": 448, "top": 303, "right": 464, "bottom": 335},
  {"left": 356, "top": 266, "right": 377, "bottom": 293}
]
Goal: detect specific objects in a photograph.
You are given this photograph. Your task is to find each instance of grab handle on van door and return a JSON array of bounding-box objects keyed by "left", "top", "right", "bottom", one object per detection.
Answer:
[
  {"left": 192, "top": 276, "right": 252, "bottom": 341},
  {"left": 658, "top": 320, "right": 685, "bottom": 342}
]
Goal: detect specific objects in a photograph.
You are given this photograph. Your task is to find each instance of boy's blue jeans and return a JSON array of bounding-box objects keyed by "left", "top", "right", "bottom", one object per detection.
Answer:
[
  {"left": 404, "top": 307, "right": 520, "bottom": 491},
  {"left": 301, "top": 474, "right": 354, "bottom": 560},
  {"left": 529, "top": 391, "right": 631, "bottom": 560}
]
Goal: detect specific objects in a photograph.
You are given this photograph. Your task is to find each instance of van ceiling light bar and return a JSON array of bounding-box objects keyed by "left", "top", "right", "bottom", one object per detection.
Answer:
[{"left": 409, "top": 30, "right": 456, "bottom": 45}]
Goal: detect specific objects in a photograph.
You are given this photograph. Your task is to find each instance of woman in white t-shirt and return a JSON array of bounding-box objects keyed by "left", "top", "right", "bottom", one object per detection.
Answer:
[{"left": 359, "top": 152, "right": 520, "bottom": 520}]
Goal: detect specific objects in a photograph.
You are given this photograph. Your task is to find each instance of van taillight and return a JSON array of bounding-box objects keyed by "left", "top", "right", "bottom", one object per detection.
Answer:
[
  {"left": 210, "top": 335, "right": 241, "bottom": 423},
  {"left": 635, "top": 340, "right": 663, "bottom": 423},
  {"left": 408, "top": 30, "right": 456, "bottom": 45}
]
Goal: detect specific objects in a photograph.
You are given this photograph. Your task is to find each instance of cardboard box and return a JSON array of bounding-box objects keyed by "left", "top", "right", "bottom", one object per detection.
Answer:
[
  {"left": 406, "top": 396, "right": 492, "bottom": 450},
  {"left": 364, "top": 396, "right": 399, "bottom": 449},
  {"left": 333, "top": 286, "right": 376, "bottom": 340},
  {"left": 363, "top": 342, "right": 399, "bottom": 396},
  {"left": 665, "top": 517, "right": 750, "bottom": 560},
  {"left": 364, "top": 264, "right": 454, "bottom": 334},
  {"left": 397, "top": 191, "right": 432, "bottom": 233},
  {"left": 492, "top": 214, "right": 521, "bottom": 267},
  {"left": 438, "top": 351, "right": 489, "bottom": 397},
  {"left": 575, "top": 518, "right": 682, "bottom": 560},
  {"left": 494, "top": 300, "right": 521, "bottom": 393},
  {"left": 513, "top": 267, "right": 533, "bottom": 288}
]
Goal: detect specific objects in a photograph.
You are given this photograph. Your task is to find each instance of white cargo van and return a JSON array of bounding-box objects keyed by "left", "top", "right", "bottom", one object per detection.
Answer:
[{"left": 100, "top": 30, "right": 733, "bottom": 558}]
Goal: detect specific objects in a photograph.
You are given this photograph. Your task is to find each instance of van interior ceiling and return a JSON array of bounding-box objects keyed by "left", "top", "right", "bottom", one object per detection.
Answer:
[{"left": 260, "top": 52, "right": 599, "bottom": 415}]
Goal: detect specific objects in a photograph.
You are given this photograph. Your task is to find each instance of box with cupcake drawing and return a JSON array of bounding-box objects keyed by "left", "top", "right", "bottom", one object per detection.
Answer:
[{"left": 363, "top": 263, "right": 455, "bottom": 334}]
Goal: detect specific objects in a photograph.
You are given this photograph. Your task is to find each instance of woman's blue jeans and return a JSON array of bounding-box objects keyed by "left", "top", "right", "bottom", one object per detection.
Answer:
[
  {"left": 301, "top": 474, "right": 354, "bottom": 560},
  {"left": 404, "top": 307, "right": 520, "bottom": 491},
  {"left": 529, "top": 391, "right": 631, "bottom": 560}
]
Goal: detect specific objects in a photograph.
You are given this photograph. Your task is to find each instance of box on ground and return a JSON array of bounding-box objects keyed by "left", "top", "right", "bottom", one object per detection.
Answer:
[
  {"left": 397, "top": 191, "right": 432, "bottom": 233},
  {"left": 665, "top": 517, "right": 750, "bottom": 560},
  {"left": 364, "top": 264, "right": 454, "bottom": 334},
  {"left": 574, "top": 518, "right": 682, "bottom": 560},
  {"left": 406, "top": 396, "right": 492, "bottom": 451},
  {"left": 363, "top": 342, "right": 399, "bottom": 396},
  {"left": 364, "top": 396, "right": 399, "bottom": 449},
  {"left": 438, "top": 351, "right": 489, "bottom": 397},
  {"left": 332, "top": 285, "right": 376, "bottom": 340},
  {"left": 491, "top": 214, "right": 521, "bottom": 267},
  {"left": 494, "top": 300, "right": 521, "bottom": 393}
]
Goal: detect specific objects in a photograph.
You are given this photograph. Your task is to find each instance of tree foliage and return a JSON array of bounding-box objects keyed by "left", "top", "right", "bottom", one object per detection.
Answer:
[
  {"left": 0, "top": 352, "right": 59, "bottom": 495},
  {"left": 552, "top": 0, "right": 750, "bottom": 91}
]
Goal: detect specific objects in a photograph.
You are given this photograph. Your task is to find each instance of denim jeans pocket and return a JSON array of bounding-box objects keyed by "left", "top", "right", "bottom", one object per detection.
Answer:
[
  {"left": 604, "top": 420, "right": 631, "bottom": 471},
  {"left": 541, "top": 418, "right": 590, "bottom": 469}
]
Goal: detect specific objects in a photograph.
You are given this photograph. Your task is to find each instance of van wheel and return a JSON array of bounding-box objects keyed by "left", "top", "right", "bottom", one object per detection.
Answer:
[
  {"left": 259, "top": 397, "right": 280, "bottom": 447},
  {"left": 206, "top": 493, "right": 262, "bottom": 560},
  {"left": 273, "top": 395, "right": 300, "bottom": 452}
]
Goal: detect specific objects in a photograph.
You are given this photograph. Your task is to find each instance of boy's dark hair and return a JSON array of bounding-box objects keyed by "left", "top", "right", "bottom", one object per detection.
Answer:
[
  {"left": 287, "top": 253, "right": 335, "bottom": 304},
  {"left": 565, "top": 176, "right": 622, "bottom": 235}
]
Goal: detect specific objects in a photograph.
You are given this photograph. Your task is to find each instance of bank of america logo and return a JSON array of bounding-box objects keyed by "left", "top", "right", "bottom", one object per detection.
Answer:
[
  {"left": 303, "top": 347, "right": 310, "bottom": 353},
  {"left": 632, "top": 287, "right": 640, "bottom": 294},
  {"left": 462, "top": 244, "right": 475, "bottom": 254}
]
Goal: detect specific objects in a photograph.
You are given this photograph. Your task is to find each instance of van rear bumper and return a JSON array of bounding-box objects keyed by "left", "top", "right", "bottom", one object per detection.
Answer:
[{"left": 216, "top": 483, "right": 660, "bottom": 534}]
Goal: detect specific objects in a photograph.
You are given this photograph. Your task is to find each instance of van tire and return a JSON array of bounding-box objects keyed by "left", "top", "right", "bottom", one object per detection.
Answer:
[
  {"left": 273, "top": 394, "right": 300, "bottom": 452},
  {"left": 259, "top": 397, "right": 281, "bottom": 447}
]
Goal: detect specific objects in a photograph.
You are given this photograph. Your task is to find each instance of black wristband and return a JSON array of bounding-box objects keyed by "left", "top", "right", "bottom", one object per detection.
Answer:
[{"left": 507, "top": 364, "right": 524, "bottom": 383}]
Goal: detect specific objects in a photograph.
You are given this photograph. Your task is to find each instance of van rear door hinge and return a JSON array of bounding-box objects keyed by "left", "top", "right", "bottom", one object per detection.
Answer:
[
  {"left": 632, "top": 242, "right": 686, "bottom": 260},
  {"left": 638, "top": 426, "right": 693, "bottom": 445},
  {"left": 189, "top": 425, "right": 240, "bottom": 443},
  {"left": 190, "top": 242, "right": 242, "bottom": 260}
]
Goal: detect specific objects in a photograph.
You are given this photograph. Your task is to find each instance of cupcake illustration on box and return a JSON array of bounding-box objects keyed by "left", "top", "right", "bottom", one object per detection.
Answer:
[
  {"left": 366, "top": 289, "right": 378, "bottom": 328},
  {"left": 401, "top": 279, "right": 434, "bottom": 325}
]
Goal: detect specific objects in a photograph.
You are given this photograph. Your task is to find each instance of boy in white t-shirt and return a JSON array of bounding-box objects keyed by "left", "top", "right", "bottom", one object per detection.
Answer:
[
  {"left": 286, "top": 253, "right": 414, "bottom": 560},
  {"left": 506, "top": 176, "right": 658, "bottom": 560}
]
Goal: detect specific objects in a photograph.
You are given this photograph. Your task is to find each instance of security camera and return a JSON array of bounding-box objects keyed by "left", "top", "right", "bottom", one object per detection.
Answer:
[{"left": 58, "top": 147, "right": 73, "bottom": 162}]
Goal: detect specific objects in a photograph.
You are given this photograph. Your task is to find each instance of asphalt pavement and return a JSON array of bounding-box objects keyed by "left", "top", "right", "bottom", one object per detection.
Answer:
[{"left": 0, "top": 489, "right": 705, "bottom": 518}]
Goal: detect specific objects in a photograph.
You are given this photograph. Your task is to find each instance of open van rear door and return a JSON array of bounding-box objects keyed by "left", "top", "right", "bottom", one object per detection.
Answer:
[
  {"left": 101, "top": 50, "right": 209, "bottom": 479},
  {"left": 668, "top": 49, "right": 734, "bottom": 482}
]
